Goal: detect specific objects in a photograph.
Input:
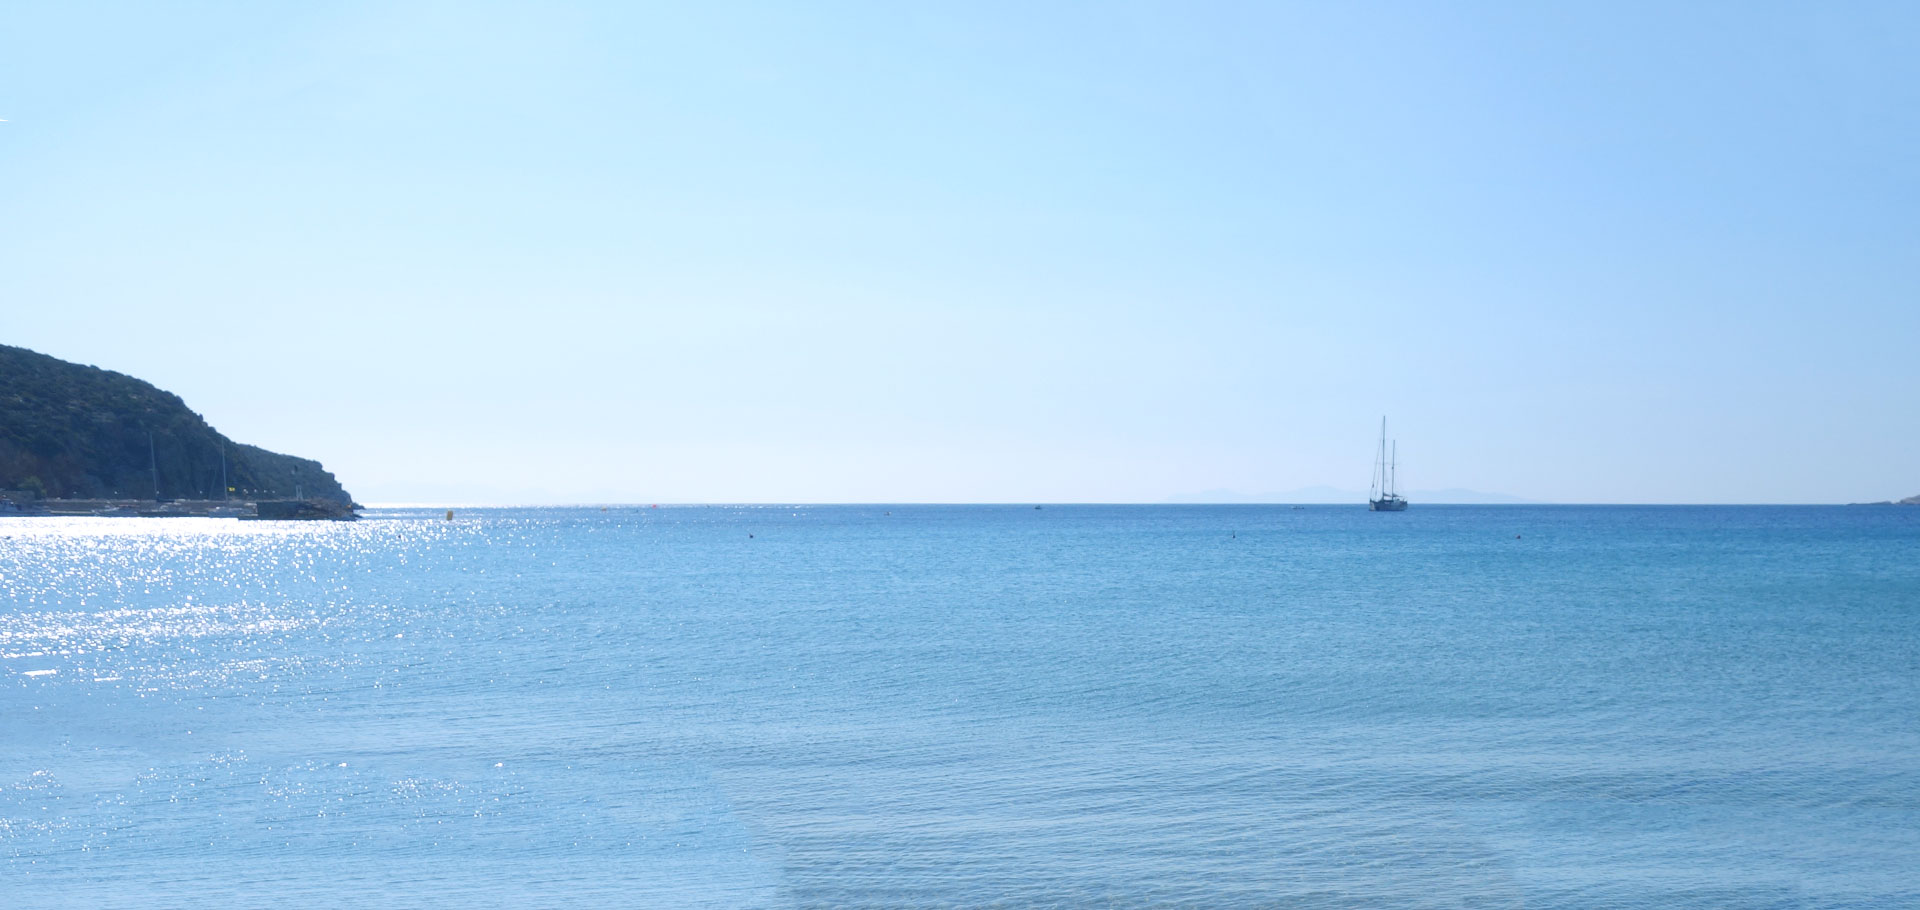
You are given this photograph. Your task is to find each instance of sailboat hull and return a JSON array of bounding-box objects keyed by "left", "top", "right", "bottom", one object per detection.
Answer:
[{"left": 1369, "top": 498, "right": 1408, "bottom": 512}]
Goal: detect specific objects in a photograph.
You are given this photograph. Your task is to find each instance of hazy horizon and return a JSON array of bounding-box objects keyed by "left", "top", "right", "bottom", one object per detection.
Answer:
[{"left": 4, "top": 3, "right": 1916, "bottom": 505}]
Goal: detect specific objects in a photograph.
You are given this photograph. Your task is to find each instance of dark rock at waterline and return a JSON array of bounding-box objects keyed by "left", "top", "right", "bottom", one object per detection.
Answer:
[{"left": 248, "top": 499, "right": 359, "bottom": 521}]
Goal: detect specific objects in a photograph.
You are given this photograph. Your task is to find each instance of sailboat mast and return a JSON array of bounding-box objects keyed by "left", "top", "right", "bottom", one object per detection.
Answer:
[
  {"left": 1390, "top": 440, "right": 1397, "bottom": 498},
  {"left": 148, "top": 431, "right": 160, "bottom": 499},
  {"left": 1379, "top": 417, "right": 1389, "bottom": 500},
  {"left": 1372, "top": 417, "right": 1383, "bottom": 499}
]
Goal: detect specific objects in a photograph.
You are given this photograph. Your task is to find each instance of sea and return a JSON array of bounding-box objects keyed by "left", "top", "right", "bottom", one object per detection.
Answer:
[{"left": 2, "top": 505, "right": 1916, "bottom": 908}]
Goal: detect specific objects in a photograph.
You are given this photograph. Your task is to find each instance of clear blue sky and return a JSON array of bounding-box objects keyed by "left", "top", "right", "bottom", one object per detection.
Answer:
[{"left": 3, "top": 2, "right": 1915, "bottom": 503}]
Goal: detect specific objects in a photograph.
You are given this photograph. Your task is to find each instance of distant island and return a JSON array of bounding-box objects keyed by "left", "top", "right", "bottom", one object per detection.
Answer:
[
  {"left": 0, "top": 344, "right": 356, "bottom": 512},
  {"left": 1168, "top": 486, "right": 1534, "bottom": 504},
  {"left": 1852, "top": 494, "right": 1920, "bottom": 506}
]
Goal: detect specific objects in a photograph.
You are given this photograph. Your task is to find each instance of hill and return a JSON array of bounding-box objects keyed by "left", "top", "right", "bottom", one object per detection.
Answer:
[{"left": 0, "top": 344, "right": 354, "bottom": 504}]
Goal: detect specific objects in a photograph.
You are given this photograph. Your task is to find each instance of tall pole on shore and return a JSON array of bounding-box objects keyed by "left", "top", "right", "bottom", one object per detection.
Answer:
[{"left": 148, "top": 431, "right": 160, "bottom": 500}]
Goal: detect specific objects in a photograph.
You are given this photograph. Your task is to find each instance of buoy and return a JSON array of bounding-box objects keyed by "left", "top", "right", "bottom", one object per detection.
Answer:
[{"left": 446, "top": 509, "right": 454, "bottom": 521}]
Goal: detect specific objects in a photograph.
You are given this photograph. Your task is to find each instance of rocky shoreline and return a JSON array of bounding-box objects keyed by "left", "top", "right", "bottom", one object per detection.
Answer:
[{"left": 0, "top": 496, "right": 358, "bottom": 520}]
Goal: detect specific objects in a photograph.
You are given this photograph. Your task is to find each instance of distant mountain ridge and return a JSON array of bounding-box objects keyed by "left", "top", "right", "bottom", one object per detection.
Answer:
[
  {"left": 0, "top": 344, "right": 354, "bottom": 504},
  {"left": 1168, "top": 486, "right": 1535, "bottom": 504}
]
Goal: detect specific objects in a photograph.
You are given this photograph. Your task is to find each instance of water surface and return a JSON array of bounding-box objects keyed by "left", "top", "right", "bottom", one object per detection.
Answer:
[{"left": 3, "top": 505, "right": 1917, "bottom": 906}]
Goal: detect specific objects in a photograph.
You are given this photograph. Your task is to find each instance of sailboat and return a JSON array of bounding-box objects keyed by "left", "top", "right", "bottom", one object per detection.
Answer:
[
  {"left": 1369, "top": 417, "right": 1409, "bottom": 511},
  {"left": 208, "top": 446, "right": 247, "bottom": 518}
]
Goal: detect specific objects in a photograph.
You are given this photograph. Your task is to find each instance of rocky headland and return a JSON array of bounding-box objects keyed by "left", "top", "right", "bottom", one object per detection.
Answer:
[{"left": 0, "top": 344, "right": 356, "bottom": 512}]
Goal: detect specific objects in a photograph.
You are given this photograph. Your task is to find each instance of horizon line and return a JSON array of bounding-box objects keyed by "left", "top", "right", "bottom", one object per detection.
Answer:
[{"left": 359, "top": 501, "right": 1904, "bottom": 509}]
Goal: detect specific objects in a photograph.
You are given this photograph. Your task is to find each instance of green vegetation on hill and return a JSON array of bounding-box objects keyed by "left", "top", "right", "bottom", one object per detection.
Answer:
[{"left": 0, "top": 344, "right": 354, "bottom": 504}]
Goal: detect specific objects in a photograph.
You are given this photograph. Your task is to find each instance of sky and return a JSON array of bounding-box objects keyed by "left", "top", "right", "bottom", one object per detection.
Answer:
[{"left": 2, "top": 1, "right": 1916, "bottom": 504}]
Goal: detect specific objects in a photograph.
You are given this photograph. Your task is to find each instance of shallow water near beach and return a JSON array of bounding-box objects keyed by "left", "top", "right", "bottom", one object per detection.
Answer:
[{"left": 3, "top": 505, "right": 1917, "bottom": 907}]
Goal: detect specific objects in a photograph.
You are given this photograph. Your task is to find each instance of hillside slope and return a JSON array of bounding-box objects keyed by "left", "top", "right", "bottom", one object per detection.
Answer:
[{"left": 0, "top": 344, "right": 354, "bottom": 504}]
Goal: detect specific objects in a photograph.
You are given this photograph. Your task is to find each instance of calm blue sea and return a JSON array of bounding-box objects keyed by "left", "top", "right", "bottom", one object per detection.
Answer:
[{"left": 2, "top": 505, "right": 1917, "bottom": 907}]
